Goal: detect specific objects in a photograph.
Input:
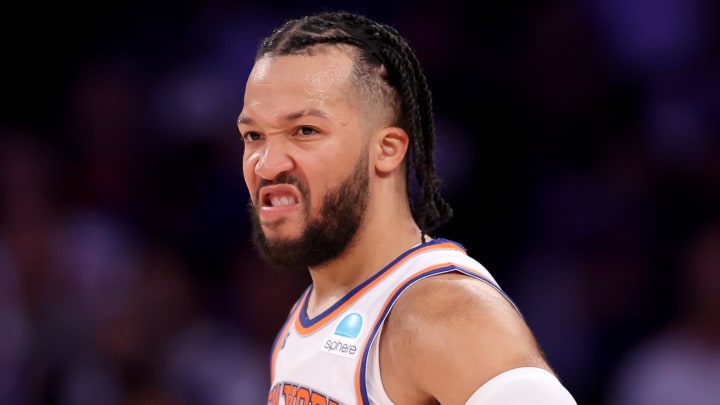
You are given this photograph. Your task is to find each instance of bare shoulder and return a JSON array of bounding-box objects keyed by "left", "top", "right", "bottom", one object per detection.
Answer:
[{"left": 380, "top": 272, "right": 553, "bottom": 404}]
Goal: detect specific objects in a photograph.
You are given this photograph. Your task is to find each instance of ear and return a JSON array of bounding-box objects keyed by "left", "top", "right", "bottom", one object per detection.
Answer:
[{"left": 373, "top": 126, "right": 410, "bottom": 174}]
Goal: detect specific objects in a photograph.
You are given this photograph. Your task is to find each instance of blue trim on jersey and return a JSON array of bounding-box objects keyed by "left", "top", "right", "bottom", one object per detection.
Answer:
[
  {"left": 358, "top": 263, "right": 518, "bottom": 404},
  {"left": 297, "top": 238, "right": 462, "bottom": 328}
]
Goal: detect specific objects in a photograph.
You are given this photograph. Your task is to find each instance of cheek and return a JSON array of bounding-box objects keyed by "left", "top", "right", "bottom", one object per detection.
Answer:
[
  {"left": 242, "top": 158, "right": 254, "bottom": 178},
  {"left": 242, "top": 158, "right": 259, "bottom": 199},
  {"left": 308, "top": 155, "right": 357, "bottom": 198}
]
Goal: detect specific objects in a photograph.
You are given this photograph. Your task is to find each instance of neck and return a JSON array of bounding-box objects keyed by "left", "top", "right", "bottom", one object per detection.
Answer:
[{"left": 305, "top": 212, "right": 424, "bottom": 317}]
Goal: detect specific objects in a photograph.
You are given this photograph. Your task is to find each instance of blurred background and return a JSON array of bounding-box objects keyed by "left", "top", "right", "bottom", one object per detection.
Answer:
[{"left": 2, "top": 0, "right": 719, "bottom": 404}]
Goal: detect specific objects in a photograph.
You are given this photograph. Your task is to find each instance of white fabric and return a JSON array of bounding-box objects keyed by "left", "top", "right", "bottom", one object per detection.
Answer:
[
  {"left": 268, "top": 239, "right": 508, "bottom": 404},
  {"left": 466, "top": 367, "right": 577, "bottom": 404},
  {"left": 365, "top": 324, "right": 394, "bottom": 404}
]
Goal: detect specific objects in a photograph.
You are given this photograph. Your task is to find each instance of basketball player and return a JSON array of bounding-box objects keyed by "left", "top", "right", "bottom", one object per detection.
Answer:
[{"left": 238, "top": 10, "right": 578, "bottom": 404}]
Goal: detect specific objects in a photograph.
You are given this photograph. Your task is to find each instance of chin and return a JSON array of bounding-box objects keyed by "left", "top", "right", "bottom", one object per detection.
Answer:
[{"left": 262, "top": 227, "right": 304, "bottom": 243}]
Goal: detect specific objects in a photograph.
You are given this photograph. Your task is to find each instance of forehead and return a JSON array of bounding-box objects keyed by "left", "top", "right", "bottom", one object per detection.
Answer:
[{"left": 244, "top": 50, "right": 356, "bottom": 113}]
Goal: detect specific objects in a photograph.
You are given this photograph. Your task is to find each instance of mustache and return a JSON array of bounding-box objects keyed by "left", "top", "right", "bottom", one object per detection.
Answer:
[
  {"left": 257, "top": 172, "right": 296, "bottom": 189},
  {"left": 254, "top": 173, "right": 305, "bottom": 203}
]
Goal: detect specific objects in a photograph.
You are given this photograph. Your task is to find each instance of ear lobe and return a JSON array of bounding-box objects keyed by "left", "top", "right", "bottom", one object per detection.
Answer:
[{"left": 374, "top": 127, "right": 409, "bottom": 174}]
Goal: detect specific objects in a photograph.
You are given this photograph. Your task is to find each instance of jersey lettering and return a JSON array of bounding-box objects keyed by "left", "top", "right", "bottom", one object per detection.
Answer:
[
  {"left": 269, "top": 382, "right": 341, "bottom": 405},
  {"left": 323, "top": 338, "right": 357, "bottom": 355}
]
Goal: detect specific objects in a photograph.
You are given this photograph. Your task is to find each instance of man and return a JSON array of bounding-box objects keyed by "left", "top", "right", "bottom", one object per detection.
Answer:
[{"left": 238, "top": 10, "right": 577, "bottom": 404}]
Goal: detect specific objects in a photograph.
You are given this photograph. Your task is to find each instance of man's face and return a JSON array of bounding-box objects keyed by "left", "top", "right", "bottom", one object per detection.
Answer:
[{"left": 238, "top": 50, "right": 370, "bottom": 268}]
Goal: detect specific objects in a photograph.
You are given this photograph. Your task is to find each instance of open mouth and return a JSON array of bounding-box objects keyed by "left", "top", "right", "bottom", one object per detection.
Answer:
[
  {"left": 259, "top": 184, "right": 301, "bottom": 208},
  {"left": 265, "top": 194, "right": 298, "bottom": 207}
]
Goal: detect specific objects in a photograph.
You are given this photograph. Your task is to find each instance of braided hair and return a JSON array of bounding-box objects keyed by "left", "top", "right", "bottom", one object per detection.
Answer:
[{"left": 256, "top": 11, "right": 453, "bottom": 238}]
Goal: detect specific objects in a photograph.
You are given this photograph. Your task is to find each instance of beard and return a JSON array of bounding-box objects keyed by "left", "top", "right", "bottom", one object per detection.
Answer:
[{"left": 248, "top": 153, "right": 369, "bottom": 269}]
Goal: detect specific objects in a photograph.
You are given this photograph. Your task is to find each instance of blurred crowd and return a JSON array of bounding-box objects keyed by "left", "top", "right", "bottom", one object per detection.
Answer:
[{"left": 2, "top": 1, "right": 719, "bottom": 404}]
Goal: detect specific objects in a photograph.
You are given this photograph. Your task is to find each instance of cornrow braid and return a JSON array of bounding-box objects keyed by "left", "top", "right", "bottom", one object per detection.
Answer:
[{"left": 257, "top": 11, "right": 453, "bottom": 236}]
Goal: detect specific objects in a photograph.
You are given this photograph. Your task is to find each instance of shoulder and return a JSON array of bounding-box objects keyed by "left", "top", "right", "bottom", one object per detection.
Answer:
[
  {"left": 379, "top": 272, "right": 553, "bottom": 404},
  {"left": 386, "top": 272, "right": 540, "bottom": 359}
]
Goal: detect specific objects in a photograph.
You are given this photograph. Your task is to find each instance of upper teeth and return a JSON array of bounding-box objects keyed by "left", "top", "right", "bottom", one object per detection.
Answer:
[{"left": 271, "top": 196, "right": 295, "bottom": 206}]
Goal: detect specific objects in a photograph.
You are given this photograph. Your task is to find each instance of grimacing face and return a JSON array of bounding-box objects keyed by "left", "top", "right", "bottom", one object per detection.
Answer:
[
  {"left": 248, "top": 153, "right": 369, "bottom": 268},
  {"left": 239, "top": 51, "right": 371, "bottom": 268}
]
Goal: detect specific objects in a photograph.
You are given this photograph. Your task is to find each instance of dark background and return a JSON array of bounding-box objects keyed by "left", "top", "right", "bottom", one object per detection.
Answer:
[{"left": 2, "top": 1, "right": 719, "bottom": 404}]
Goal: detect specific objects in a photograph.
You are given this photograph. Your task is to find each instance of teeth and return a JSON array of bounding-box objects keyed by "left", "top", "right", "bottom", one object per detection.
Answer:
[{"left": 270, "top": 196, "right": 296, "bottom": 206}]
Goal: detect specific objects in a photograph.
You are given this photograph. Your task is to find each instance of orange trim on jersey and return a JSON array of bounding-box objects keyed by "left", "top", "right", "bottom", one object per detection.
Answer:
[
  {"left": 294, "top": 242, "right": 464, "bottom": 335},
  {"left": 353, "top": 262, "right": 455, "bottom": 403},
  {"left": 270, "top": 288, "right": 310, "bottom": 382},
  {"left": 353, "top": 262, "right": 501, "bottom": 404}
]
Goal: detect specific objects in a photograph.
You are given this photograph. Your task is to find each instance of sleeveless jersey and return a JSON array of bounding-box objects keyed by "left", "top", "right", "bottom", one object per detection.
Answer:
[{"left": 267, "top": 238, "right": 518, "bottom": 405}]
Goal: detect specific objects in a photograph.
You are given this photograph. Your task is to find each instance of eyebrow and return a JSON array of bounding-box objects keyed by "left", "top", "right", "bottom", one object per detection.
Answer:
[{"left": 237, "top": 108, "right": 328, "bottom": 125}]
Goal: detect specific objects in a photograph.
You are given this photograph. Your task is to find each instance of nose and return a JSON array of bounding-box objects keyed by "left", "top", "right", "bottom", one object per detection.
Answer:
[{"left": 253, "top": 142, "right": 294, "bottom": 180}]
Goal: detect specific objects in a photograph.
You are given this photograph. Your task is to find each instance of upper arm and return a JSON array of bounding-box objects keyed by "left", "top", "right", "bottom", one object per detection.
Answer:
[{"left": 379, "top": 272, "right": 553, "bottom": 404}]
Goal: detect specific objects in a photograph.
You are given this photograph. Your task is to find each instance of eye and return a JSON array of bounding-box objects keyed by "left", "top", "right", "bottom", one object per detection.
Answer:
[
  {"left": 242, "top": 131, "right": 262, "bottom": 142},
  {"left": 296, "top": 126, "right": 318, "bottom": 136}
]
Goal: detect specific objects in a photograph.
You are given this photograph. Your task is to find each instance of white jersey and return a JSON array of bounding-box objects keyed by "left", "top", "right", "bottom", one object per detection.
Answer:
[{"left": 267, "top": 238, "right": 518, "bottom": 405}]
